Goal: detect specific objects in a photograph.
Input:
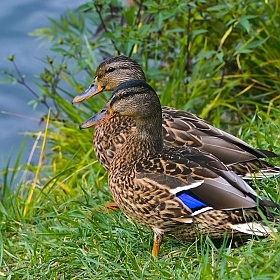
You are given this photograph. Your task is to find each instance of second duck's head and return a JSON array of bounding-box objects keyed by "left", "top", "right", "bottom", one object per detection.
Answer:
[
  {"left": 73, "top": 55, "right": 146, "bottom": 103},
  {"left": 80, "top": 80, "right": 162, "bottom": 129}
]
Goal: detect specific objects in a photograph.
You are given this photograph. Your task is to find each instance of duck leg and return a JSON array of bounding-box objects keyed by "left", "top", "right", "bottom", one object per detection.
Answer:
[
  {"left": 104, "top": 201, "right": 119, "bottom": 209},
  {"left": 93, "top": 202, "right": 119, "bottom": 213},
  {"left": 152, "top": 232, "right": 164, "bottom": 257}
]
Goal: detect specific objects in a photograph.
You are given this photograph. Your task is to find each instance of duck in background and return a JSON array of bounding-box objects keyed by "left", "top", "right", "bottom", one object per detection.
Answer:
[
  {"left": 73, "top": 55, "right": 280, "bottom": 180},
  {"left": 79, "top": 80, "right": 278, "bottom": 257}
]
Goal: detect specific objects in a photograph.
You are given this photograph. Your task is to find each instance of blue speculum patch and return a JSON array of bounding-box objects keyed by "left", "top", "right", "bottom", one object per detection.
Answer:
[{"left": 177, "top": 192, "right": 207, "bottom": 211}]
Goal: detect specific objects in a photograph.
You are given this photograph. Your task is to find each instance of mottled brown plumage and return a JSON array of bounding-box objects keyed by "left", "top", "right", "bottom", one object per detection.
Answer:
[
  {"left": 80, "top": 81, "right": 278, "bottom": 257},
  {"left": 73, "top": 55, "right": 280, "bottom": 179}
]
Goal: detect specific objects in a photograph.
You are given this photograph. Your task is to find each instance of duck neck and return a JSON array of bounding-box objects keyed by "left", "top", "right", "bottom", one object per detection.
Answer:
[
  {"left": 112, "top": 112, "right": 163, "bottom": 173},
  {"left": 134, "top": 114, "right": 163, "bottom": 155}
]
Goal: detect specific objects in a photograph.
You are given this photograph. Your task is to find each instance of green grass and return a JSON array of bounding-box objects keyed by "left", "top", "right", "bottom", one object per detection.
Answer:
[
  {"left": 1, "top": 0, "right": 280, "bottom": 278},
  {"left": 0, "top": 119, "right": 279, "bottom": 278},
  {"left": 1, "top": 167, "right": 279, "bottom": 279}
]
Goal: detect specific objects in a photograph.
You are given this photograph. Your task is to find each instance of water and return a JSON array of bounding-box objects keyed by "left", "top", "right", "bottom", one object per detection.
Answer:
[{"left": 0, "top": 1, "right": 85, "bottom": 174}]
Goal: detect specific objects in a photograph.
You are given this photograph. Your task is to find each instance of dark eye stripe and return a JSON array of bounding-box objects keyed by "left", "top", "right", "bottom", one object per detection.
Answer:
[
  {"left": 98, "top": 66, "right": 131, "bottom": 79},
  {"left": 110, "top": 89, "right": 136, "bottom": 106}
]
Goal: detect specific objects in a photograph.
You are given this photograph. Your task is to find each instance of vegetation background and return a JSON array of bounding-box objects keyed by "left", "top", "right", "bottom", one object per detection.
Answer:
[{"left": 1, "top": 0, "right": 279, "bottom": 279}]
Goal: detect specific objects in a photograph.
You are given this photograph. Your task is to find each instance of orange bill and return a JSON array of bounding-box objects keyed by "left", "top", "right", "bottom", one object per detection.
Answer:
[{"left": 72, "top": 78, "right": 103, "bottom": 103}]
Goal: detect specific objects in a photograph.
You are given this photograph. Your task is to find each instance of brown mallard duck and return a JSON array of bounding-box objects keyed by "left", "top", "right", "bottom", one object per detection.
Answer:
[
  {"left": 80, "top": 80, "right": 278, "bottom": 257},
  {"left": 73, "top": 55, "right": 280, "bottom": 179}
]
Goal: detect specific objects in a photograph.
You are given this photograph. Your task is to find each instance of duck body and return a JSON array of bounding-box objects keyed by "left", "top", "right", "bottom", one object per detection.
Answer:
[
  {"left": 74, "top": 55, "right": 280, "bottom": 179},
  {"left": 94, "top": 107, "right": 278, "bottom": 178},
  {"left": 109, "top": 141, "right": 272, "bottom": 240},
  {"left": 80, "top": 80, "right": 278, "bottom": 256}
]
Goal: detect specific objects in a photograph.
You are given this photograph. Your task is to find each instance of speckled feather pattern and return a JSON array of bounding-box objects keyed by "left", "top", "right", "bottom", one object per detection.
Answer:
[
  {"left": 94, "top": 115, "right": 135, "bottom": 171},
  {"left": 94, "top": 107, "right": 278, "bottom": 177}
]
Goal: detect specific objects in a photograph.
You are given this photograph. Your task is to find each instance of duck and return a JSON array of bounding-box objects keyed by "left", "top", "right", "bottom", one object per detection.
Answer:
[
  {"left": 79, "top": 80, "right": 278, "bottom": 257},
  {"left": 73, "top": 55, "right": 280, "bottom": 179}
]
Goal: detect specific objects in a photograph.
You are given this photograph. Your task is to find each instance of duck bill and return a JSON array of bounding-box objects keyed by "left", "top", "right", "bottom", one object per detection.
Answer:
[
  {"left": 72, "top": 78, "right": 103, "bottom": 104},
  {"left": 79, "top": 108, "right": 112, "bottom": 129}
]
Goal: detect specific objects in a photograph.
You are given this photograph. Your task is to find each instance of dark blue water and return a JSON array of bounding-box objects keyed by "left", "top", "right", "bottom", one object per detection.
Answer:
[{"left": 0, "top": 1, "right": 85, "bottom": 174}]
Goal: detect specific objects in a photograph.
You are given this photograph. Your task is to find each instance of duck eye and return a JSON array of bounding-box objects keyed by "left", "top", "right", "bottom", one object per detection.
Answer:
[
  {"left": 123, "top": 91, "right": 130, "bottom": 97},
  {"left": 106, "top": 67, "right": 115, "bottom": 73}
]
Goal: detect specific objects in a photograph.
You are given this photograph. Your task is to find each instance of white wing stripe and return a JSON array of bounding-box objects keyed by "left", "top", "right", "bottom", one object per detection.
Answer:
[
  {"left": 170, "top": 180, "right": 204, "bottom": 194},
  {"left": 191, "top": 206, "right": 213, "bottom": 216}
]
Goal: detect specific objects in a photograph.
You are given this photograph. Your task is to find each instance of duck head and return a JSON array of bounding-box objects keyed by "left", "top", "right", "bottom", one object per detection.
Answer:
[{"left": 72, "top": 55, "right": 146, "bottom": 103}]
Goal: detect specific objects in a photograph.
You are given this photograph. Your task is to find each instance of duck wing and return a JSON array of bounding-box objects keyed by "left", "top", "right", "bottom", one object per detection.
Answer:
[{"left": 136, "top": 146, "right": 277, "bottom": 216}]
